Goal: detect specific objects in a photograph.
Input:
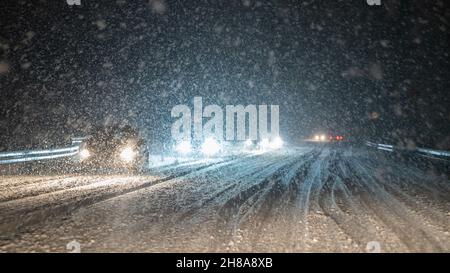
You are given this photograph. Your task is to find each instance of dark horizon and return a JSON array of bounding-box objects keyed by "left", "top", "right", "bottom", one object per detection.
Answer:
[{"left": 1, "top": 0, "right": 449, "bottom": 150}]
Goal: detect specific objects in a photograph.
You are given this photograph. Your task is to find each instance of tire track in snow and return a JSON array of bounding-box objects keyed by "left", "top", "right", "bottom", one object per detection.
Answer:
[
  {"left": 213, "top": 149, "right": 320, "bottom": 251},
  {"left": 348, "top": 157, "right": 449, "bottom": 252},
  {"left": 0, "top": 155, "right": 252, "bottom": 236},
  {"left": 315, "top": 150, "right": 403, "bottom": 252},
  {"left": 124, "top": 151, "right": 307, "bottom": 240}
]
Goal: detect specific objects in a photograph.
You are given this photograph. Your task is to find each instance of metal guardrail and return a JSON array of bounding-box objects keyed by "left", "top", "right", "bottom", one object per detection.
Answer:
[
  {"left": 0, "top": 139, "right": 84, "bottom": 165},
  {"left": 365, "top": 141, "right": 450, "bottom": 160},
  {"left": 0, "top": 146, "right": 80, "bottom": 164},
  {"left": 0, "top": 149, "right": 79, "bottom": 164},
  {"left": 365, "top": 141, "right": 394, "bottom": 152},
  {"left": 0, "top": 146, "right": 79, "bottom": 158},
  {"left": 416, "top": 148, "right": 450, "bottom": 158}
]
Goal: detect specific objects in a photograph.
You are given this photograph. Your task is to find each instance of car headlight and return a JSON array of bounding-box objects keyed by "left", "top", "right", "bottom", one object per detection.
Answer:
[
  {"left": 245, "top": 139, "right": 253, "bottom": 147},
  {"left": 201, "top": 138, "right": 221, "bottom": 156},
  {"left": 175, "top": 140, "right": 192, "bottom": 154},
  {"left": 270, "top": 137, "right": 284, "bottom": 149},
  {"left": 260, "top": 138, "right": 270, "bottom": 149},
  {"left": 120, "top": 147, "right": 136, "bottom": 162},
  {"left": 79, "top": 148, "right": 91, "bottom": 160}
]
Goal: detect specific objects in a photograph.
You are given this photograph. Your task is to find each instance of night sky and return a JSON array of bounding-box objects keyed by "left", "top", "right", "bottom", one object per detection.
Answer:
[{"left": 0, "top": 0, "right": 449, "bottom": 150}]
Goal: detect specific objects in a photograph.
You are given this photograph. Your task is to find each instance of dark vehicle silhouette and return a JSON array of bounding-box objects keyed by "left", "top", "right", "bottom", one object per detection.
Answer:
[{"left": 77, "top": 125, "right": 149, "bottom": 172}]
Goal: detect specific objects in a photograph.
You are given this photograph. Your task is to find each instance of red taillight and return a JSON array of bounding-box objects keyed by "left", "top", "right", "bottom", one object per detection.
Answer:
[{"left": 329, "top": 135, "right": 345, "bottom": 141}]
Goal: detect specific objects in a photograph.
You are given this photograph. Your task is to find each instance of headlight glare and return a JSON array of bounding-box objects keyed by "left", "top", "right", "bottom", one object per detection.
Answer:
[
  {"left": 201, "top": 138, "right": 221, "bottom": 156},
  {"left": 79, "top": 148, "right": 91, "bottom": 160},
  {"left": 120, "top": 147, "right": 136, "bottom": 163}
]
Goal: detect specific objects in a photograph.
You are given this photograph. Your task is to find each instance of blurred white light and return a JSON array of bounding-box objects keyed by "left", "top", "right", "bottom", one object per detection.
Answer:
[
  {"left": 314, "top": 135, "right": 320, "bottom": 141},
  {"left": 245, "top": 139, "right": 253, "bottom": 147},
  {"left": 260, "top": 138, "right": 270, "bottom": 149},
  {"left": 175, "top": 140, "right": 192, "bottom": 154},
  {"left": 120, "top": 147, "right": 136, "bottom": 162},
  {"left": 79, "top": 148, "right": 90, "bottom": 160},
  {"left": 201, "top": 138, "right": 221, "bottom": 156},
  {"left": 270, "top": 137, "right": 284, "bottom": 149},
  {"left": 320, "top": 134, "right": 326, "bottom": 141}
]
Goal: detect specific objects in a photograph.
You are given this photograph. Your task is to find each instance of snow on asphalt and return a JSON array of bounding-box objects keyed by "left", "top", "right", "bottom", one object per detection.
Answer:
[{"left": 0, "top": 146, "right": 449, "bottom": 252}]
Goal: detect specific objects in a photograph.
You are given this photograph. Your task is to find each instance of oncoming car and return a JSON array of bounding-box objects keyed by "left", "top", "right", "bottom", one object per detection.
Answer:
[{"left": 75, "top": 125, "right": 149, "bottom": 172}]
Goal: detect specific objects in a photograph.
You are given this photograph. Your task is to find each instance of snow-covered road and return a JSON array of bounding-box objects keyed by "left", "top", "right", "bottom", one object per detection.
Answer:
[{"left": 0, "top": 146, "right": 449, "bottom": 252}]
